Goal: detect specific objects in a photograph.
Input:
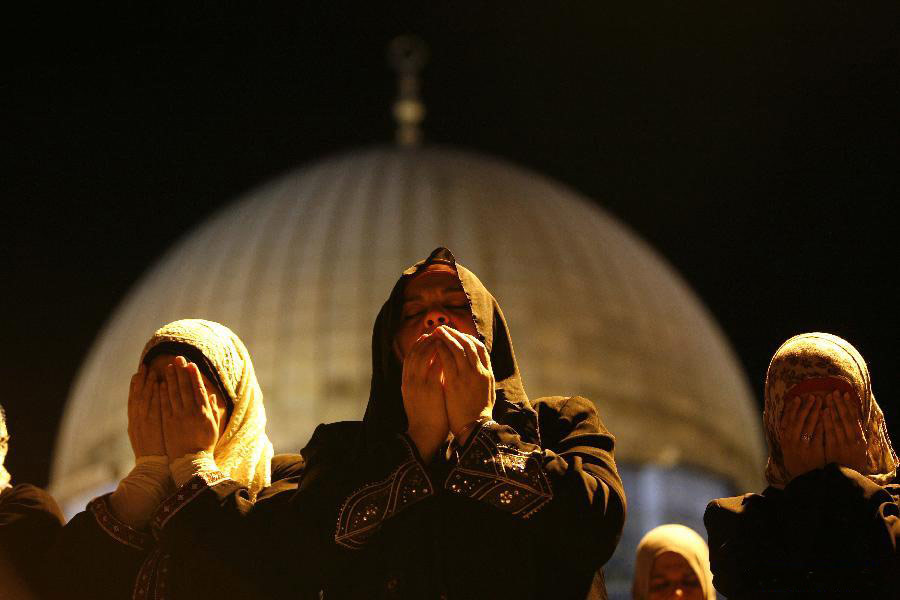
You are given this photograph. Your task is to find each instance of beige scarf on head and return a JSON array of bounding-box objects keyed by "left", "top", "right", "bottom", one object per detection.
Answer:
[
  {"left": 763, "top": 332, "right": 897, "bottom": 488},
  {"left": 141, "top": 319, "right": 274, "bottom": 500},
  {"left": 632, "top": 524, "right": 715, "bottom": 600},
  {"left": 0, "top": 406, "right": 9, "bottom": 491}
]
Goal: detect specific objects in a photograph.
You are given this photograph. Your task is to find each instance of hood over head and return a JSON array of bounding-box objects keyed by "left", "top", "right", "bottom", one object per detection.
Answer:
[{"left": 364, "top": 247, "right": 539, "bottom": 445}]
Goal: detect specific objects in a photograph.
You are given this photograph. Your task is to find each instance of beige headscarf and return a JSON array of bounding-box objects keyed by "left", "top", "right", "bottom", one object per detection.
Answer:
[
  {"left": 141, "top": 319, "right": 274, "bottom": 499},
  {"left": 0, "top": 404, "right": 10, "bottom": 490},
  {"left": 632, "top": 524, "right": 715, "bottom": 600},
  {"left": 763, "top": 332, "right": 897, "bottom": 488}
]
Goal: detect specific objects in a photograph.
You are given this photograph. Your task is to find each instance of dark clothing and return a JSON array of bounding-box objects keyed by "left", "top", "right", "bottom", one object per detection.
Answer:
[
  {"left": 47, "top": 454, "right": 304, "bottom": 600},
  {"left": 0, "top": 483, "right": 65, "bottom": 599},
  {"left": 704, "top": 463, "right": 900, "bottom": 599},
  {"left": 159, "top": 247, "right": 626, "bottom": 599}
]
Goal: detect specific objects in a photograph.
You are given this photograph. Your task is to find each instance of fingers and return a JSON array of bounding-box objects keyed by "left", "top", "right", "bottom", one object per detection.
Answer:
[
  {"left": 128, "top": 369, "right": 142, "bottom": 422},
  {"left": 442, "top": 327, "right": 492, "bottom": 373},
  {"left": 472, "top": 338, "right": 490, "bottom": 372},
  {"left": 834, "top": 390, "right": 861, "bottom": 443},
  {"left": 186, "top": 362, "right": 209, "bottom": 409},
  {"left": 433, "top": 327, "right": 469, "bottom": 373},
  {"left": 164, "top": 363, "right": 180, "bottom": 414},
  {"left": 173, "top": 357, "right": 195, "bottom": 412},
  {"left": 800, "top": 396, "right": 821, "bottom": 440},
  {"left": 823, "top": 399, "right": 844, "bottom": 455},
  {"left": 138, "top": 366, "right": 156, "bottom": 420},
  {"left": 829, "top": 393, "right": 849, "bottom": 445},
  {"left": 159, "top": 380, "right": 172, "bottom": 420},
  {"left": 147, "top": 378, "right": 160, "bottom": 418},
  {"left": 404, "top": 334, "right": 438, "bottom": 379},
  {"left": 432, "top": 335, "right": 458, "bottom": 378},
  {"left": 814, "top": 416, "right": 824, "bottom": 450},
  {"left": 439, "top": 327, "right": 479, "bottom": 369},
  {"left": 792, "top": 395, "right": 818, "bottom": 440},
  {"left": 780, "top": 396, "right": 801, "bottom": 437}
]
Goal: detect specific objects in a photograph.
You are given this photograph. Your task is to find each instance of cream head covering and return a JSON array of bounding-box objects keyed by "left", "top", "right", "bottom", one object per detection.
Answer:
[
  {"left": 141, "top": 319, "right": 274, "bottom": 499},
  {"left": 763, "top": 332, "right": 897, "bottom": 488},
  {"left": 632, "top": 524, "right": 715, "bottom": 600},
  {"left": 0, "top": 403, "right": 9, "bottom": 490}
]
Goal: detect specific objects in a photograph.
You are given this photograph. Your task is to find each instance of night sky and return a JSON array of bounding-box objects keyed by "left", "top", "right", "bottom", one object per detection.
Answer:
[{"left": 5, "top": 3, "right": 898, "bottom": 488}]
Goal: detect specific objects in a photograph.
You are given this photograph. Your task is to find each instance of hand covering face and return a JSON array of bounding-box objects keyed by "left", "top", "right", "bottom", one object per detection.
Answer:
[
  {"left": 141, "top": 319, "right": 274, "bottom": 499},
  {"left": 763, "top": 332, "right": 897, "bottom": 487},
  {"left": 632, "top": 524, "right": 715, "bottom": 600}
]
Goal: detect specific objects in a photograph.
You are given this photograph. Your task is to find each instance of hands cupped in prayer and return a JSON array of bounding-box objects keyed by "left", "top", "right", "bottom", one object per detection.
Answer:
[
  {"left": 822, "top": 390, "right": 868, "bottom": 474},
  {"left": 159, "top": 356, "right": 221, "bottom": 461},
  {"left": 402, "top": 326, "right": 495, "bottom": 461},
  {"left": 779, "top": 394, "right": 825, "bottom": 481},
  {"left": 779, "top": 389, "right": 868, "bottom": 481},
  {"left": 127, "top": 365, "right": 166, "bottom": 458}
]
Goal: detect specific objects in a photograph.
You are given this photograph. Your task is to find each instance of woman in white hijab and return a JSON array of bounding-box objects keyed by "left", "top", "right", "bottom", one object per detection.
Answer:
[
  {"left": 632, "top": 524, "right": 715, "bottom": 600},
  {"left": 51, "top": 319, "right": 304, "bottom": 600}
]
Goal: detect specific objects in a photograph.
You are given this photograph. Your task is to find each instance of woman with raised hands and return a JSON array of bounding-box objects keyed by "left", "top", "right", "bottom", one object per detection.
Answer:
[
  {"left": 142, "top": 247, "right": 626, "bottom": 600},
  {"left": 704, "top": 332, "right": 900, "bottom": 598},
  {"left": 50, "top": 319, "right": 303, "bottom": 599}
]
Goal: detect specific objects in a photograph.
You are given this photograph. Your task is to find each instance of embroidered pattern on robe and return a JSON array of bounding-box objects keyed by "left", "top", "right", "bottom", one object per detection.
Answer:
[
  {"left": 335, "top": 436, "right": 435, "bottom": 550},
  {"left": 88, "top": 494, "right": 151, "bottom": 550},
  {"left": 445, "top": 422, "right": 552, "bottom": 518}
]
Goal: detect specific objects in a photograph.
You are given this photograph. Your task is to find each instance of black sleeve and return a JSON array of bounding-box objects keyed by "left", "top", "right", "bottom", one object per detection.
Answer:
[
  {"left": 46, "top": 494, "right": 148, "bottom": 600},
  {"left": 0, "top": 484, "right": 66, "bottom": 598},
  {"left": 151, "top": 455, "right": 317, "bottom": 599},
  {"left": 705, "top": 464, "right": 900, "bottom": 598},
  {"left": 443, "top": 396, "right": 626, "bottom": 571}
]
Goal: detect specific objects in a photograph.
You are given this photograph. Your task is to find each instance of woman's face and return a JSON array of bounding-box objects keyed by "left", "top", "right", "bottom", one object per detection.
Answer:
[
  {"left": 147, "top": 353, "right": 230, "bottom": 438},
  {"left": 647, "top": 551, "right": 703, "bottom": 600},
  {"left": 393, "top": 265, "right": 478, "bottom": 361}
]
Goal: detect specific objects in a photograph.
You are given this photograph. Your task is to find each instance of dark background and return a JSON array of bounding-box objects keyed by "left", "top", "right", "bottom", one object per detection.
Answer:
[{"left": 4, "top": 3, "right": 898, "bottom": 488}]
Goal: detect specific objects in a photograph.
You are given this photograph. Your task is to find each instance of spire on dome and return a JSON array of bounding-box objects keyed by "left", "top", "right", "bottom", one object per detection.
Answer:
[{"left": 388, "top": 35, "right": 428, "bottom": 147}]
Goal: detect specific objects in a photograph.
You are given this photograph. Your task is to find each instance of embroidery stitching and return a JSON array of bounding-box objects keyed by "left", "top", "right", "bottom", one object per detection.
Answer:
[
  {"left": 88, "top": 494, "right": 151, "bottom": 550},
  {"left": 132, "top": 548, "right": 162, "bottom": 600},
  {"left": 334, "top": 436, "right": 435, "bottom": 550},
  {"left": 445, "top": 423, "right": 553, "bottom": 518},
  {"left": 150, "top": 471, "right": 228, "bottom": 533}
]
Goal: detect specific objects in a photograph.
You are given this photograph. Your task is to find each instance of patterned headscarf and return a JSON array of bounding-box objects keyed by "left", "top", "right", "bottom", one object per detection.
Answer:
[
  {"left": 632, "top": 524, "right": 715, "bottom": 600},
  {"left": 140, "top": 319, "right": 274, "bottom": 499},
  {"left": 763, "top": 332, "right": 897, "bottom": 488},
  {"left": 0, "top": 403, "right": 9, "bottom": 490}
]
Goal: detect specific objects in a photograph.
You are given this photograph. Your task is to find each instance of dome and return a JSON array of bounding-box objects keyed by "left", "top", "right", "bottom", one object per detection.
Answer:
[{"left": 51, "top": 146, "right": 766, "bottom": 508}]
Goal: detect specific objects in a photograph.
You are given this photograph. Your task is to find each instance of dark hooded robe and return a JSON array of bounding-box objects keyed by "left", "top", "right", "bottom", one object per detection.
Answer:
[
  {"left": 0, "top": 483, "right": 65, "bottom": 599},
  {"left": 154, "top": 248, "right": 626, "bottom": 599}
]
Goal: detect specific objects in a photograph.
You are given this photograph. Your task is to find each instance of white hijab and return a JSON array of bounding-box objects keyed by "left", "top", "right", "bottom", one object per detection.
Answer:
[
  {"left": 632, "top": 524, "right": 716, "bottom": 600},
  {"left": 141, "top": 319, "right": 274, "bottom": 499}
]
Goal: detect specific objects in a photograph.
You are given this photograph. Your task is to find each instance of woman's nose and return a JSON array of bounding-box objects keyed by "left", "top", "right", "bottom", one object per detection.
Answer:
[
  {"left": 425, "top": 310, "right": 449, "bottom": 330},
  {"left": 673, "top": 589, "right": 684, "bottom": 598}
]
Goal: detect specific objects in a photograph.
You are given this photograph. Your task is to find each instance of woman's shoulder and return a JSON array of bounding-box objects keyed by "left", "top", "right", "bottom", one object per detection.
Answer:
[
  {"left": 705, "top": 490, "right": 775, "bottom": 524},
  {"left": 271, "top": 453, "right": 306, "bottom": 481},
  {"left": 0, "top": 483, "right": 65, "bottom": 524},
  {"left": 299, "top": 421, "right": 366, "bottom": 464}
]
